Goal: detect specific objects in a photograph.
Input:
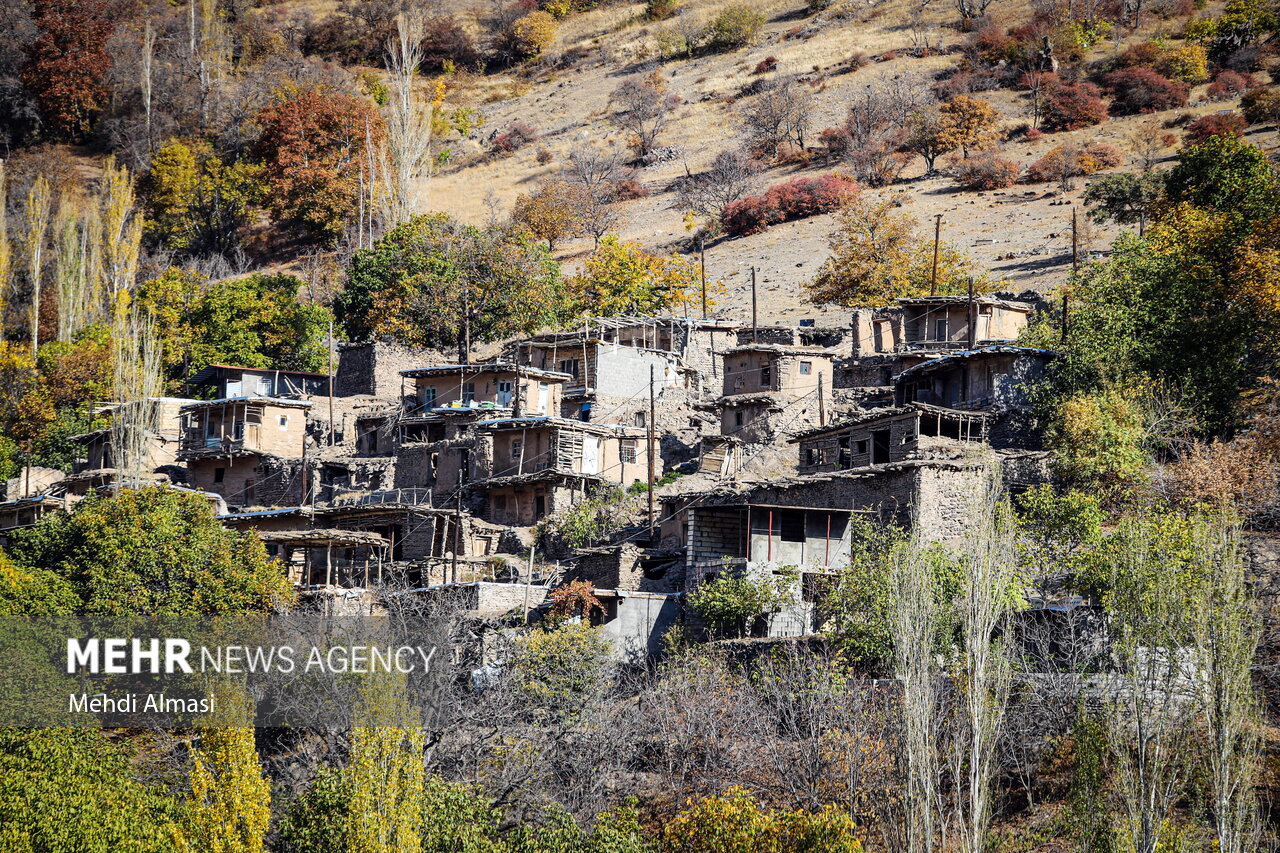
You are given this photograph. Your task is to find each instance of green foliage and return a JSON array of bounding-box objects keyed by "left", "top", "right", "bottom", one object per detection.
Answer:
[
  {"left": 136, "top": 268, "right": 332, "bottom": 390},
  {"left": 1165, "top": 135, "right": 1280, "bottom": 225},
  {"left": 184, "top": 700, "right": 271, "bottom": 853},
  {"left": 1048, "top": 389, "right": 1150, "bottom": 498},
  {"left": 1066, "top": 712, "right": 1118, "bottom": 852},
  {"left": 1082, "top": 172, "right": 1165, "bottom": 232},
  {"left": 686, "top": 565, "right": 798, "bottom": 639},
  {"left": 514, "top": 620, "right": 612, "bottom": 720},
  {"left": 569, "top": 235, "right": 700, "bottom": 316},
  {"left": 1014, "top": 485, "right": 1105, "bottom": 580},
  {"left": 337, "top": 214, "right": 570, "bottom": 352},
  {"left": 142, "top": 139, "right": 264, "bottom": 258},
  {"left": 348, "top": 674, "right": 426, "bottom": 853},
  {"left": 276, "top": 769, "right": 352, "bottom": 853},
  {"left": 661, "top": 787, "right": 864, "bottom": 852},
  {"left": 8, "top": 486, "right": 294, "bottom": 632},
  {"left": 28, "top": 405, "right": 98, "bottom": 471},
  {"left": 0, "top": 727, "right": 178, "bottom": 853},
  {"left": 539, "top": 487, "right": 627, "bottom": 550},
  {"left": 702, "top": 5, "right": 766, "bottom": 51}
]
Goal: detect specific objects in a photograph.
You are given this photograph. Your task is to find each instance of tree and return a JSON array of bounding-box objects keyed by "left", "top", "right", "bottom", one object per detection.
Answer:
[
  {"left": 8, "top": 486, "right": 293, "bottom": 632},
  {"left": 135, "top": 269, "right": 332, "bottom": 388},
  {"left": 0, "top": 728, "right": 177, "bottom": 853},
  {"left": 1165, "top": 134, "right": 1280, "bottom": 224},
  {"left": 21, "top": 0, "right": 113, "bottom": 140},
  {"left": 610, "top": 71, "right": 679, "bottom": 156},
  {"left": 937, "top": 95, "right": 999, "bottom": 158},
  {"left": 568, "top": 234, "right": 699, "bottom": 315},
  {"left": 511, "top": 181, "right": 588, "bottom": 249},
  {"left": 1041, "top": 81, "right": 1107, "bottom": 132},
  {"left": 806, "top": 196, "right": 983, "bottom": 307},
  {"left": 904, "top": 107, "right": 954, "bottom": 174},
  {"left": 685, "top": 566, "right": 797, "bottom": 639},
  {"left": 347, "top": 674, "right": 425, "bottom": 853},
  {"left": 702, "top": 5, "right": 766, "bottom": 51},
  {"left": 141, "top": 139, "right": 264, "bottom": 258},
  {"left": 183, "top": 689, "right": 271, "bottom": 853},
  {"left": 515, "top": 620, "right": 613, "bottom": 721},
  {"left": 1083, "top": 172, "right": 1164, "bottom": 234},
  {"left": 253, "top": 90, "right": 386, "bottom": 246},
  {"left": 508, "top": 11, "right": 557, "bottom": 60},
  {"left": 663, "top": 787, "right": 864, "bottom": 852},
  {"left": 275, "top": 769, "right": 351, "bottom": 853},
  {"left": 739, "top": 76, "right": 812, "bottom": 159},
  {"left": 338, "top": 214, "right": 570, "bottom": 357},
  {"left": 677, "top": 149, "right": 761, "bottom": 218},
  {"left": 1049, "top": 389, "right": 1150, "bottom": 498}
]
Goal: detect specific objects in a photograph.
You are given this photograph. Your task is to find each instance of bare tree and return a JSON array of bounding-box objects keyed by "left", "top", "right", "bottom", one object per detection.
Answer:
[
  {"left": 676, "top": 149, "right": 761, "bottom": 218},
  {"left": 610, "top": 71, "right": 680, "bottom": 157},
  {"left": 21, "top": 173, "right": 50, "bottom": 354},
  {"left": 380, "top": 10, "right": 435, "bottom": 227},
  {"left": 954, "top": 0, "right": 998, "bottom": 22},
  {"left": 739, "top": 76, "right": 813, "bottom": 160},
  {"left": 564, "top": 146, "right": 624, "bottom": 244}
]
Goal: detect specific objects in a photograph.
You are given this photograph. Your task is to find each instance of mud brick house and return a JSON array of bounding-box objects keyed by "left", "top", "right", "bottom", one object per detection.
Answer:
[
  {"left": 187, "top": 364, "right": 331, "bottom": 398},
  {"left": 711, "top": 343, "right": 836, "bottom": 444},
  {"left": 336, "top": 340, "right": 441, "bottom": 398},
  {"left": 845, "top": 295, "right": 1038, "bottom": 393},
  {"left": 178, "top": 396, "right": 313, "bottom": 508},
  {"left": 470, "top": 416, "right": 649, "bottom": 526},
  {"left": 509, "top": 316, "right": 736, "bottom": 423},
  {"left": 65, "top": 397, "right": 196, "bottom": 493}
]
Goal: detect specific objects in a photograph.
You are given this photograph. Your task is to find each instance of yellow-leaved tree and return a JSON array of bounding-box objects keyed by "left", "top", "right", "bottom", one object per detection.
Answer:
[
  {"left": 806, "top": 196, "right": 988, "bottom": 307},
  {"left": 181, "top": 683, "right": 271, "bottom": 853},
  {"left": 347, "top": 672, "right": 426, "bottom": 853},
  {"left": 569, "top": 234, "right": 710, "bottom": 316}
]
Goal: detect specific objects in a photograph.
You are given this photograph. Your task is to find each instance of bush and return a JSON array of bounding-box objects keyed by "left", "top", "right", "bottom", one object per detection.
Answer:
[
  {"left": 1205, "top": 69, "right": 1255, "bottom": 101},
  {"left": 1185, "top": 111, "right": 1247, "bottom": 143},
  {"left": 614, "top": 178, "right": 649, "bottom": 199},
  {"left": 646, "top": 0, "right": 680, "bottom": 20},
  {"left": 1112, "top": 40, "right": 1209, "bottom": 84},
  {"left": 420, "top": 14, "right": 483, "bottom": 71},
  {"left": 951, "top": 150, "right": 1021, "bottom": 189},
  {"left": 703, "top": 5, "right": 766, "bottom": 51},
  {"left": 721, "top": 174, "right": 858, "bottom": 237},
  {"left": 1240, "top": 87, "right": 1280, "bottom": 126},
  {"left": 1027, "top": 141, "right": 1122, "bottom": 184},
  {"left": 510, "top": 11, "right": 557, "bottom": 60},
  {"left": 818, "top": 126, "right": 853, "bottom": 160},
  {"left": 1042, "top": 81, "right": 1108, "bottom": 131},
  {"left": 491, "top": 121, "right": 540, "bottom": 154},
  {"left": 1101, "top": 67, "right": 1189, "bottom": 115}
]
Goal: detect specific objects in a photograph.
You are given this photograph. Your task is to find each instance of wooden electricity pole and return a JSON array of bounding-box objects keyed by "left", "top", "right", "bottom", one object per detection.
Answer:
[
  {"left": 699, "top": 238, "right": 708, "bottom": 318},
  {"left": 327, "top": 320, "right": 336, "bottom": 446},
  {"left": 647, "top": 365, "right": 656, "bottom": 542},
  {"left": 930, "top": 213, "right": 942, "bottom": 296},
  {"left": 750, "top": 266, "right": 758, "bottom": 343}
]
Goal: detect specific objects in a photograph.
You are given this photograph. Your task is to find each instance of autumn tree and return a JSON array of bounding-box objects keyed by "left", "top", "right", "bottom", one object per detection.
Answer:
[
  {"left": 937, "top": 95, "right": 999, "bottom": 158},
  {"left": 21, "top": 0, "right": 113, "bottom": 140},
  {"left": 511, "top": 180, "right": 588, "bottom": 249},
  {"left": 338, "top": 213, "right": 570, "bottom": 358},
  {"left": 347, "top": 674, "right": 426, "bottom": 853},
  {"left": 739, "top": 76, "right": 812, "bottom": 159},
  {"left": 568, "top": 234, "right": 700, "bottom": 315},
  {"left": 610, "top": 71, "right": 679, "bottom": 156},
  {"left": 8, "top": 486, "right": 293, "bottom": 632},
  {"left": 253, "top": 89, "right": 386, "bottom": 246},
  {"left": 183, "top": 687, "right": 271, "bottom": 853},
  {"left": 807, "top": 195, "right": 985, "bottom": 307},
  {"left": 904, "top": 107, "right": 954, "bottom": 174},
  {"left": 141, "top": 139, "right": 264, "bottom": 258}
]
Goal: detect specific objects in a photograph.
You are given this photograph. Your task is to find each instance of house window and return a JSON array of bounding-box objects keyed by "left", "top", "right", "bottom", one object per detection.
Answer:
[
  {"left": 799, "top": 361, "right": 812, "bottom": 375},
  {"left": 510, "top": 439, "right": 523, "bottom": 462},
  {"left": 780, "top": 509, "right": 805, "bottom": 542},
  {"left": 620, "top": 440, "right": 637, "bottom": 463},
  {"left": 635, "top": 412, "right": 647, "bottom": 428},
  {"left": 256, "top": 375, "right": 272, "bottom": 395},
  {"left": 214, "top": 467, "right": 225, "bottom": 483},
  {"left": 856, "top": 439, "right": 869, "bottom": 455},
  {"left": 760, "top": 364, "right": 772, "bottom": 388},
  {"left": 462, "top": 382, "right": 476, "bottom": 403},
  {"left": 934, "top": 318, "right": 948, "bottom": 341},
  {"left": 734, "top": 411, "right": 744, "bottom": 427},
  {"left": 559, "top": 358, "right": 580, "bottom": 379},
  {"left": 806, "top": 447, "right": 821, "bottom": 466},
  {"left": 420, "top": 387, "right": 437, "bottom": 408},
  {"left": 496, "top": 380, "right": 513, "bottom": 407},
  {"left": 278, "top": 415, "right": 289, "bottom": 429}
]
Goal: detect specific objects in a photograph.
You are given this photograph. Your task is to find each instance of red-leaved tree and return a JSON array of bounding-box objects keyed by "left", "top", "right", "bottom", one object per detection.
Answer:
[
  {"left": 253, "top": 89, "right": 386, "bottom": 246},
  {"left": 21, "top": 0, "right": 113, "bottom": 141}
]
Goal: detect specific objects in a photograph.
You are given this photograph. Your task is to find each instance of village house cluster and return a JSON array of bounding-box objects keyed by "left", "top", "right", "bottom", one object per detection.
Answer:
[{"left": 5, "top": 295, "right": 1053, "bottom": 660}]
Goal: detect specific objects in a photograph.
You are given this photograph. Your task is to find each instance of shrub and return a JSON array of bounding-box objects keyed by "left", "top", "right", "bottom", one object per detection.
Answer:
[
  {"left": 1112, "top": 40, "right": 1209, "bottom": 84},
  {"left": 535, "top": 147, "right": 554, "bottom": 164},
  {"left": 1185, "top": 111, "right": 1247, "bottom": 143},
  {"left": 1205, "top": 69, "right": 1255, "bottom": 101},
  {"left": 1027, "top": 142, "right": 1121, "bottom": 184},
  {"left": 951, "top": 150, "right": 1020, "bottom": 189},
  {"left": 614, "top": 178, "right": 649, "bottom": 199},
  {"left": 753, "top": 55, "right": 778, "bottom": 74},
  {"left": 703, "top": 5, "right": 766, "bottom": 52},
  {"left": 721, "top": 174, "right": 858, "bottom": 237},
  {"left": 1240, "top": 87, "right": 1280, "bottom": 126},
  {"left": 510, "top": 11, "right": 557, "bottom": 60},
  {"left": 491, "top": 121, "right": 540, "bottom": 154},
  {"left": 420, "top": 14, "right": 483, "bottom": 71},
  {"left": 1042, "top": 81, "right": 1108, "bottom": 131},
  {"left": 818, "top": 125, "right": 853, "bottom": 160},
  {"left": 645, "top": 0, "right": 680, "bottom": 19},
  {"left": 1101, "top": 67, "right": 1189, "bottom": 115}
]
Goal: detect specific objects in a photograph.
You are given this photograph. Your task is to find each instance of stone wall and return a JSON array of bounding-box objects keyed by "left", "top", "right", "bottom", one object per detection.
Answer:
[{"left": 336, "top": 341, "right": 442, "bottom": 399}]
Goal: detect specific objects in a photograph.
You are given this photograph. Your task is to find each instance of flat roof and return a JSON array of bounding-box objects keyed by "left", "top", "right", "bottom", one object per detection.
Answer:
[
  {"left": 180, "top": 395, "right": 314, "bottom": 411},
  {"left": 189, "top": 364, "right": 331, "bottom": 384},
  {"left": 472, "top": 416, "right": 644, "bottom": 436},
  {"left": 401, "top": 363, "right": 572, "bottom": 381},
  {"left": 895, "top": 346, "right": 1056, "bottom": 381}
]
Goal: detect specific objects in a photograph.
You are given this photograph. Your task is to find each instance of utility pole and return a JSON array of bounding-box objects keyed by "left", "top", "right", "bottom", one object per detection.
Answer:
[
  {"left": 1071, "top": 205, "right": 1079, "bottom": 275},
  {"left": 523, "top": 542, "right": 535, "bottom": 622},
  {"left": 327, "top": 320, "right": 336, "bottom": 446},
  {"left": 930, "top": 213, "right": 942, "bottom": 296},
  {"left": 750, "top": 266, "right": 758, "bottom": 343},
  {"left": 817, "top": 372, "right": 825, "bottom": 426},
  {"left": 647, "top": 365, "right": 656, "bottom": 543},
  {"left": 699, "top": 238, "right": 708, "bottom": 319},
  {"left": 966, "top": 276, "right": 976, "bottom": 350}
]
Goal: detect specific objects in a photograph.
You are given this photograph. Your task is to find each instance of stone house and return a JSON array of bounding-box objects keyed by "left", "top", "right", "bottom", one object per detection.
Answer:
[
  {"left": 712, "top": 344, "right": 836, "bottom": 444},
  {"left": 336, "top": 340, "right": 443, "bottom": 398},
  {"left": 178, "top": 396, "right": 313, "bottom": 508},
  {"left": 188, "top": 364, "right": 331, "bottom": 398},
  {"left": 470, "top": 416, "right": 649, "bottom": 526},
  {"left": 65, "top": 397, "right": 196, "bottom": 492}
]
